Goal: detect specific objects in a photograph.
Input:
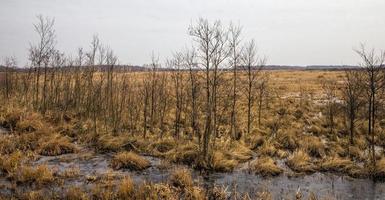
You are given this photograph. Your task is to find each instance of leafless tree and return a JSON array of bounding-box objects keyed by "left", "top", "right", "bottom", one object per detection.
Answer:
[
  {"left": 355, "top": 45, "right": 385, "bottom": 169},
  {"left": 241, "top": 40, "right": 265, "bottom": 137},
  {"left": 229, "top": 23, "right": 242, "bottom": 140},
  {"left": 2, "top": 56, "right": 17, "bottom": 100},
  {"left": 29, "top": 15, "right": 56, "bottom": 111},
  {"left": 321, "top": 78, "right": 340, "bottom": 137},
  {"left": 189, "top": 18, "right": 229, "bottom": 163},
  {"left": 342, "top": 69, "right": 364, "bottom": 145}
]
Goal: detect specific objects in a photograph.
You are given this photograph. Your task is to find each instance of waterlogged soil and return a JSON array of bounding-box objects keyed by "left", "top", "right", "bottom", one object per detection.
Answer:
[
  {"left": 0, "top": 124, "right": 384, "bottom": 199},
  {"left": 23, "top": 149, "right": 385, "bottom": 199}
]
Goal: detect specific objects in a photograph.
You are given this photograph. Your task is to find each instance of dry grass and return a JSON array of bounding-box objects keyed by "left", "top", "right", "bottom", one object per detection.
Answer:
[
  {"left": 211, "top": 151, "right": 238, "bottom": 172},
  {"left": 14, "top": 165, "right": 54, "bottom": 185},
  {"left": 134, "top": 182, "right": 179, "bottom": 200},
  {"left": 169, "top": 168, "right": 193, "bottom": 189},
  {"left": 64, "top": 186, "right": 89, "bottom": 200},
  {"left": 166, "top": 142, "right": 200, "bottom": 166},
  {"left": 95, "top": 134, "right": 129, "bottom": 152},
  {"left": 300, "top": 136, "right": 325, "bottom": 158},
  {"left": 320, "top": 156, "right": 358, "bottom": 175},
  {"left": 276, "top": 129, "right": 299, "bottom": 151},
  {"left": 0, "top": 150, "right": 24, "bottom": 174},
  {"left": 286, "top": 150, "right": 317, "bottom": 173},
  {"left": 148, "top": 138, "right": 176, "bottom": 155},
  {"left": 117, "top": 176, "right": 134, "bottom": 199},
  {"left": 110, "top": 151, "right": 150, "bottom": 170},
  {"left": 250, "top": 156, "right": 283, "bottom": 176},
  {"left": 15, "top": 113, "right": 45, "bottom": 133},
  {"left": 38, "top": 135, "right": 77, "bottom": 156},
  {"left": 257, "top": 140, "right": 277, "bottom": 157}
]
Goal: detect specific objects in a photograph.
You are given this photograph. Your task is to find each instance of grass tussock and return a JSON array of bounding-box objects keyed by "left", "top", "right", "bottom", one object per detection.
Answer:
[
  {"left": 166, "top": 142, "right": 200, "bottom": 166},
  {"left": 257, "top": 140, "right": 277, "bottom": 157},
  {"left": 286, "top": 150, "right": 317, "bottom": 173},
  {"left": 0, "top": 150, "right": 24, "bottom": 174},
  {"left": 110, "top": 151, "right": 150, "bottom": 170},
  {"left": 211, "top": 151, "right": 238, "bottom": 172},
  {"left": 117, "top": 176, "right": 134, "bottom": 199},
  {"left": 228, "top": 140, "right": 254, "bottom": 161},
  {"left": 64, "top": 186, "right": 89, "bottom": 200},
  {"left": 14, "top": 165, "right": 54, "bottom": 185},
  {"left": 137, "top": 182, "right": 179, "bottom": 200},
  {"left": 169, "top": 168, "right": 193, "bottom": 189},
  {"left": 250, "top": 156, "right": 283, "bottom": 176},
  {"left": 148, "top": 138, "right": 176, "bottom": 155},
  {"left": 300, "top": 136, "right": 325, "bottom": 158},
  {"left": 320, "top": 156, "right": 358, "bottom": 175},
  {"left": 38, "top": 135, "right": 77, "bottom": 156},
  {"left": 95, "top": 134, "right": 129, "bottom": 152},
  {"left": 276, "top": 129, "right": 299, "bottom": 151},
  {"left": 15, "top": 113, "right": 45, "bottom": 133}
]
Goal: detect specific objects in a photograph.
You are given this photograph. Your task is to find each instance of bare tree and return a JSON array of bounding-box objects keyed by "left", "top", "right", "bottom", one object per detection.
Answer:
[
  {"left": 342, "top": 69, "right": 364, "bottom": 145},
  {"left": 355, "top": 45, "right": 385, "bottom": 169},
  {"left": 229, "top": 23, "right": 242, "bottom": 140},
  {"left": 2, "top": 57, "right": 17, "bottom": 100},
  {"left": 29, "top": 15, "right": 56, "bottom": 111},
  {"left": 241, "top": 40, "right": 265, "bottom": 137},
  {"left": 169, "top": 52, "right": 185, "bottom": 139},
  {"left": 321, "top": 78, "right": 339, "bottom": 137},
  {"left": 189, "top": 18, "right": 229, "bottom": 163},
  {"left": 185, "top": 49, "right": 201, "bottom": 141}
]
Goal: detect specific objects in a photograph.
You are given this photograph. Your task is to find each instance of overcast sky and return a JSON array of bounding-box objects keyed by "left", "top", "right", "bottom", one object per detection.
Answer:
[{"left": 1, "top": 0, "right": 384, "bottom": 66}]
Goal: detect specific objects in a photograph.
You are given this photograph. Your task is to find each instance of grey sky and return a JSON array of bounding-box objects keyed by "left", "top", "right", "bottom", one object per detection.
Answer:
[{"left": 1, "top": 0, "right": 384, "bottom": 66}]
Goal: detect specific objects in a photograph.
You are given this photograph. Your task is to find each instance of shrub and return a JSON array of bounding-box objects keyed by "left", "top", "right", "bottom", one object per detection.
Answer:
[{"left": 110, "top": 151, "right": 150, "bottom": 170}]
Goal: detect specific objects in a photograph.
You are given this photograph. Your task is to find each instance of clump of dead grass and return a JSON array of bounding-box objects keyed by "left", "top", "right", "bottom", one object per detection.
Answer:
[
  {"left": 320, "top": 156, "right": 357, "bottom": 174},
  {"left": 148, "top": 138, "right": 176, "bottom": 155},
  {"left": 38, "top": 135, "right": 77, "bottom": 156},
  {"left": 0, "top": 150, "right": 24, "bottom": 174},
  {"left": 276, "top": 129, "right": 299, "bottom": 151},
  {"left": 14, "top": 165, "right": 55, "bottom": 185},
  {"left": 286, "top": 150, "right": 317, "bottom": 173},
  {"left": 117, "top": 176, "right": 134, "bottom": 199},
  {"left": 64, "top": 186, "right": 89, "bottom": 200},
  {"left": 257, "top": 140, "right": 277, "bottom": 157},
  {"left": 299, "top": 136, "right": 325, "bottom": 158},
  {"left": 250, "top": 156, "right": 283, "bottom": 176},
  {"left": 169, "top": 168, "right": 193, "bottom": 189},
  {"left": 110, "top": 151, "right": 150, "bottom": 170},
  {"left": 166, "top": 142, "right": 200, "bottom": 166},
  {"left": 211, "top": 151, "right": 238, "bottom": 172}
]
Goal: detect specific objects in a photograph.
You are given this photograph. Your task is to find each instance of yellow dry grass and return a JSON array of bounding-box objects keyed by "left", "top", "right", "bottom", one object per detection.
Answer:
[
  {"left": 110, "top": 151, "right": 150, "bottom": 170},
  {"left": 250, "top": 156, "right": 283, "bottom": 176}
]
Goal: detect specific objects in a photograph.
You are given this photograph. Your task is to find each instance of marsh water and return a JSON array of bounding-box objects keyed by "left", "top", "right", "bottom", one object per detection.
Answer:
[
  {"left": 1, "top": 127, "right": 385, "bottom": 199},
  {"left": 31, "top": 150, "right": 385, "bottom": 199}
]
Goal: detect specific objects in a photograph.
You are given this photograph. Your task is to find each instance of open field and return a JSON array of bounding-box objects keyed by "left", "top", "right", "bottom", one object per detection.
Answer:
[{"left": 1, "top": 68, "right": 385, "bottom": 199}]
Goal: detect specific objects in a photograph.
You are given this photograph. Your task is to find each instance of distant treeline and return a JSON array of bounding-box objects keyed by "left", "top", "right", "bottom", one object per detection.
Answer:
[{"left": 0, "top": 64, "right": 360, "bottom": 72}]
